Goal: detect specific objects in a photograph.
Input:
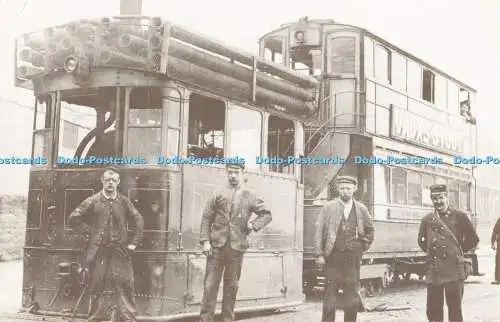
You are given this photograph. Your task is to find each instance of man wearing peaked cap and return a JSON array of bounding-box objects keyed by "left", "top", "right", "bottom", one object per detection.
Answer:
[
  {"left": 418, "top": 183, "right": 479, "bottom": 322},
  {"left": 199, "top": 158, "right": 271, "bottom": 322},
  {"left": 314, "top": 174, "right": 374, "bottom": 321}
]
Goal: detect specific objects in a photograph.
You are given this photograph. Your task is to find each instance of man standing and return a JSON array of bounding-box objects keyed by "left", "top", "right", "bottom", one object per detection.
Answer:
[
  {"left": 199, "top": 163, "right": 272, "bottom": 322},
  {"left": 68, "top": 167, "right": 144, "bottom": 322},
  {"left": 418, "top": 184, "right": 479, "bottom": 322},
  {"left": 490, "top": 217, "right": 500, "bottom": 284},
  {"left": 314, "top": 175, "right": 375, "bottom": 322}
]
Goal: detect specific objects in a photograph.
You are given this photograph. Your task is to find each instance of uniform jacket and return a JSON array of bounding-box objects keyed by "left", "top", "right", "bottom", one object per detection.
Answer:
[
  {"left": 418, "top": 208, "right": 479, "bottom": 285},
  {"left": 491, "top": 217, "right": 500, "bottom": 245},
  {"left": 199, "top": 185, "right": 272, "bottom": 252},
  {"left": 314, "top": 198, "right": 375, "bottom": 258},
  {"left": 68, "top": 192, "right": 144, "bottom": 263}
]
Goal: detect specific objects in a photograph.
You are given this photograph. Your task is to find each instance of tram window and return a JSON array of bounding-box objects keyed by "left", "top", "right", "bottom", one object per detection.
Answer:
[
  {"left": 57, "top": 95, "right": 97, "bottom": 160},
  {"left": 447, "top": 82, "right": 460, "bottom": 114},
  {"left": 127, "top": 88, "right": 162, "bottom": 164},
  {"left": 459, "top": 183, "right": 470, "bottom": 211},
  {"left": 448, "top": 180, "right": 460, "bottom": 208},
  {"left": 375, "top": 45, "right": 391, "bottom": 84},
  {"left": 188, "top": 93, "right": 225, "bottom": 159},
  {"left": 422, "top": 174, "right": 435, "bottom": 206},
  {"left": 33, "top": 96, "right": 51, "bottom": 163},
  {"left": 391, "top": 167, "right": 407, "bottom": 205},
  {"left": 166, "top": 90, "right": 181, "bottom": 156},
  {"left": 128, "top": 189, "right": 169, "bottom": 232},
  {"left": 267, "top": 115, "right": 294, "bottom": 174},
  {"left": 227, "top": 104, "right": 262, "bottom": 170},
  {"left": 329, "top": 37, "right": 355, "bottom": 74},
  {"left": 407, "top": 171, "right": 422, "bottom": 206},
  {"left": 373, "top": 165, "right": 391, "bottom": 204},
  {"left": 422, "top": 68, "right": 435, "bottom": 103},
  {"left": 392, "top": 53, "right": 407, "bottom": 91}
]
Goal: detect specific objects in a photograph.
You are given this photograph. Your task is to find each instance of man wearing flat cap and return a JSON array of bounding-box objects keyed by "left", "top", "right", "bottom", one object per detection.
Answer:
[
  {"left": 199, "top": 162, "right": 272, "bottom": 322},
  {"left": 314, "top": 175, "right": 375, "bottom": 321},
  {"left": 418, "top": 183, "right": 479, "bottom": 322}
]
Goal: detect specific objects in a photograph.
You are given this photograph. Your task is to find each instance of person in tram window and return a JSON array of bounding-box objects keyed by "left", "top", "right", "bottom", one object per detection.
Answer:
[
  {"left": 199, "top": 162, "right": 272, "bottom": 322},
  {"left": 418, "top": 184, "right": 479, "bottom": 322},
  {"left": 67, "top": 167, "right": 144, "bottom": 322},
  {"left": 313, "top": 175, "right": 375, "bottom": 322},
  {"left": 490, "top": 216, "right": 500, "bottom": 284}
]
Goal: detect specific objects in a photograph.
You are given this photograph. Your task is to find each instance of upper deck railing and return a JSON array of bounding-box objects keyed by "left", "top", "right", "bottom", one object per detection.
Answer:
[{"left": 15, "top": 16, "right": 319, "bottom": 117}]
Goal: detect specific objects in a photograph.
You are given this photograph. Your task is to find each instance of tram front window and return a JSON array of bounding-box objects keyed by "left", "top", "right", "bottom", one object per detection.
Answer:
[
  {"left": 56, "top": 88, "right": 119, "bottom": 166},
  {"left": 126, "top": 88, "right": 162, "bottom": 164},
  {"left": 32, "top": 95, "right": 52, "bottom": 166}
]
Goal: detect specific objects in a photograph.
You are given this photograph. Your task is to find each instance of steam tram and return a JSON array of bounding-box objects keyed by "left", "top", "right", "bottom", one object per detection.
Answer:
[
  {"left": 257, "top": 17, "right": 480, "bottom": 292},
  {"left": 12, "top": 14, "right": 480, "bottom": 321},
  {"left": 15, "top": 16, "right": 317, "bottom": 320}
]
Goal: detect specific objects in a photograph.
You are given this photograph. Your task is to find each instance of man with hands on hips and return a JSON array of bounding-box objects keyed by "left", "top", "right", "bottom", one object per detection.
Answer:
[{"left": 199, "top": 162, "right": 272, "bottom": 322}]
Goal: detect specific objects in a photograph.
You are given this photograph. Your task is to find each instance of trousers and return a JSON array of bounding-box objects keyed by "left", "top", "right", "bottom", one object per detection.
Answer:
[
  {"left": 495, "top": 248, "right": 500, "bottom": 282},
  {"left": 426, "top": 281, "right": 464, "bottom": 322},
  {"left": 322, "top": 249, "right": 362, "bottom": 322},
  {"left": 200, "top": 243, "right": 244, "bottom": 322},
  {"left": 87, "top": 244, "right": 138, "bottom": 322}
]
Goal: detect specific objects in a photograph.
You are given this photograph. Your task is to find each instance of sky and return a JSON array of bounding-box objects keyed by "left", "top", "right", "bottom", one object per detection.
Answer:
[{"left": 0, "top": 0, "right": 499, "bottom": 186}]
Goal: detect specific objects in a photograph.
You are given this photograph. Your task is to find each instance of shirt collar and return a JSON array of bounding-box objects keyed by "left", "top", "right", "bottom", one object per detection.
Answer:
[
  {"left": 101, "top": 190, "right": 118, "bottom": 200},
  {"left": 340, "top": 198, "right": 353, "bottom": 208}
]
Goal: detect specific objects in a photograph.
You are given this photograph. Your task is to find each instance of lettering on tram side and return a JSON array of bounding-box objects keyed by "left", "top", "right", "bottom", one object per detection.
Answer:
[{"left": 391, "top": 108, "right": 467, "bottom": 154}]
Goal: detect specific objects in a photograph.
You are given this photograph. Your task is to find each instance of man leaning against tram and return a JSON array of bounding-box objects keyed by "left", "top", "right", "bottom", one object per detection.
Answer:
[
  {"left": 199, "top": 161, "right": 272, "bottom": 322},
  {"left": 68, "top": 167, "right": 144, "bottom": 322},
  {"left": 418, "top": 184, "right": 479, "bottom": 322},
  {"left": 314, "top": 175, "right": 375, "bottom": 322}
]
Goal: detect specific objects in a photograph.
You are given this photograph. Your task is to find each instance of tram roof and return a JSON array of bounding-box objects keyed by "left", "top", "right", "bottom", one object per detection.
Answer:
[
  {"left": 261, "top": 18, "right": 477, "bottom": 93},
  {"left": 15, "top": 15, "right": 318, "bottom": 117}
]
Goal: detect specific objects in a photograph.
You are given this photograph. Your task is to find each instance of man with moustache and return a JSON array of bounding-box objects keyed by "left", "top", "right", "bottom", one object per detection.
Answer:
[
  {"left": 314, "top": 175, "right": 375, "bottom": 322},
  {"left": 418, "top": 184, "right": 479, "bottom": 322},
  {"left": 199, "top": 162, "right": 272, "bottom": 322},
  {"left": 68, "top": 167, "right": 144, "bottom": 322}
]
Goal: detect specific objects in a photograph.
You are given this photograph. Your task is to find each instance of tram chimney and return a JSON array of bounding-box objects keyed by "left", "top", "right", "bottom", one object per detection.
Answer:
[{"left": 120, "top": 0, "right": 142, "bottom": 15}]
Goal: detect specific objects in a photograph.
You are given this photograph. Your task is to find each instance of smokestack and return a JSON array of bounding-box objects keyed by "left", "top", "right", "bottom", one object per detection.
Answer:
[{"left": 120, "top": 0, "right": 142, "bottom": 15}]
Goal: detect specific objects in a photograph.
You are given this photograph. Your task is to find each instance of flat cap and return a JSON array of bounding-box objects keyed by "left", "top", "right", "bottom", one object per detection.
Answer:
[
  {"left": 430, "top": 184, "right": 448, "bottom": 194},
  {"left": 226, "top": 161, "right": 245, "bottom": 170},
  {"left": 335, "top": 175, "right": 358, "bottom": 185}
]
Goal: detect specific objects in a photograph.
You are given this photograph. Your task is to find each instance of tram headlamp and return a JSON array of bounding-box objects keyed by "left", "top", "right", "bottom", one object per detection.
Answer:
[
  {"left": 294, "top": 31, "right": 305, "bottom": 43},
  {"left": 64, "top": 56, "right": 78, "bottom": 73}
]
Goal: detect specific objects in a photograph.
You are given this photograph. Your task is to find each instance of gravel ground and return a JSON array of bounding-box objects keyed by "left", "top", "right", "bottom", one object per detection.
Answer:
[{"left": 1, "top": 253, "right": 499, "bottom": 321}]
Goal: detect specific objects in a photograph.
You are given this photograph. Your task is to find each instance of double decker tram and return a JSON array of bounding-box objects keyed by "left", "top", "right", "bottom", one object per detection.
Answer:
[
  {"left": 14, "top": 16, "right": 318, "bottom": 320},
  {"left": 258, "top": 17, "right": 480, "bottom": 293}
]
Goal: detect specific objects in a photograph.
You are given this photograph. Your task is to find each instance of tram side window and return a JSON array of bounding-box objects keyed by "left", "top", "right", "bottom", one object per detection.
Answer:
[
  {"left": 127, "top": 88, "right": 162, "bottom": 164},
  {"left": 422, "top": 174, "right": 435, "bottom": 206},
  {"left": 391, "top": 167, "right": 407, "bottom": 205},
  {"left": 375, "top": 45, "right": 391, "bottom": 84},
  {"left": 459, "top": 183, "right": 470, "bottom": 211},
  {"left": 448, "top": 180, "right": 460, "bottom": 209},
  {"left": 267, "top": 115, "right": 294, "bottom": 174},
  {"left": 188, "top": 93, "right": 225, "bottom": 158},
  {"left": 407, "top": 171, "right": 422, "bottom": 206},
  {"left": 57, "top": 94, "right": 97, "bottom": 160},
  {"left": 373, "top": 165, "right": 391, "bottom": 204},
  {"left": 422, "top": 68, "right": 435, "bottom": 103},
  {"left": 33, "top": 96, "right": 51, "bottom": 163},
  {"left": 227, "top": 104, "right": 262, "bottom": 170}
]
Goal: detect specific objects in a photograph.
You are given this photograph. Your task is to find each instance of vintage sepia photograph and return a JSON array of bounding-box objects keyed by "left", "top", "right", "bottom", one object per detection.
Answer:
[{"left": 0, "top": 0, "right": 498, "bottom": 321}]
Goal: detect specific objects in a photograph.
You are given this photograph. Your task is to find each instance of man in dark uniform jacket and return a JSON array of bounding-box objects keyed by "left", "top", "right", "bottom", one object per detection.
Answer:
[
  {"left": 199, "top": 162, "right": 272, "bottom": 322},
  {"left": 418, "top": 184, "right": 479, "bottom": 322},
  {"left": 314, "top": 175, "right": 375, "bottom": 322},
  {"left": 68, "top": 167, "right": 144, "bottom": 322},
  {"left": 490, "top": 217, "right": 500, "bottom": 284}
]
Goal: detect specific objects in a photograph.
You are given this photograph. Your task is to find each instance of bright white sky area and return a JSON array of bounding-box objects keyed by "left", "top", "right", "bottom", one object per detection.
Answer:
[{"left": 0, "top": 0, "right": 499, "bottom": 191}]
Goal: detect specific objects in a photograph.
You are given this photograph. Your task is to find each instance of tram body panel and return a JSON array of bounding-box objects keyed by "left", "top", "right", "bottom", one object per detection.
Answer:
[{"left": 181, "top": 165, "right": 304, "bottom": 313}]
